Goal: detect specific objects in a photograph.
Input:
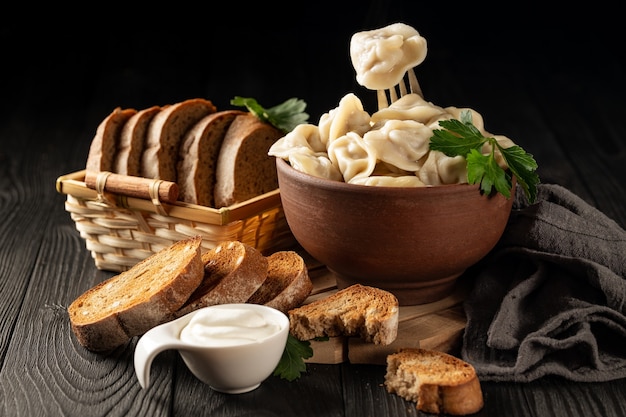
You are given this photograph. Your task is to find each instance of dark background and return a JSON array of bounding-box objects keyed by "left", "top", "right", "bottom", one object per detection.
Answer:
[{"left": 4, "top": 2, "right": 621, "bottom": 128}]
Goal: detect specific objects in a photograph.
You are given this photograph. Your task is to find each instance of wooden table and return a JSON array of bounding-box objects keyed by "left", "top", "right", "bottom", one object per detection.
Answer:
[{"left": 2, "top": 6, "right": 625, "bottom": 416}]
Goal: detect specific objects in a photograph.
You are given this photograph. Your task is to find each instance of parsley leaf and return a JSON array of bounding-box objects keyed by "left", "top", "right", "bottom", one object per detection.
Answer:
[
  {"left": 273, "top": 334, "right": 314, "bottom": 381},
  {"left": 231, "top": 96, "right": 309, "bottom": 133},
  {"left": 499, "top": 145, "right": 540, "bottom": 203},
  {"left": 430, "top": 110, "right": 539, "bottom": 203},
  {"left": 466, "top": 149, "right": 512, "bottom": 198}
]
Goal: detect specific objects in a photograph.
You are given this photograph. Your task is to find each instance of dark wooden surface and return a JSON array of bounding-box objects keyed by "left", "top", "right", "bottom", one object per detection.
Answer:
[{"left": 2, "top": 3, "right": 625, "bottom": 416}]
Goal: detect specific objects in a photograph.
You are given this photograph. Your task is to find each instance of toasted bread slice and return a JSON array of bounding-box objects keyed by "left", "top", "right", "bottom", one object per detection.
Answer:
[
  {"left": 248, "top": 251, "right": 313, "bottom": 313},
  {"left": 177, "top": 110, "right": 246, "bottom": 207},
  {"left": 385, "top": 348, "right": 484, "bottom": 415},
  {"left": 141, "top": 98, "right": 217, "bottom": 181},
  {"left": 213, "top": 114, "right": 283, "bottom": 207},
  {"left": 68, "top": 236, "right": 204, "bottom": 352},
  {"left": 86, "top": 107, "right": 137, "bottom": 172},
  {"left": 175, "top": 240, "right": 268, "bottom": 318},
  {"left": 114, "top": 105, "right": 161, "bottom": 176},
  {"left": 288, "top": 284, "right": 399, "bottom": 345}
]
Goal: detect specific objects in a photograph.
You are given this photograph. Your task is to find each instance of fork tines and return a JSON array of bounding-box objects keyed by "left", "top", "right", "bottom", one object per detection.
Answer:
[{"left": 377, "top": 68, "right": 423, "bottom": 110}]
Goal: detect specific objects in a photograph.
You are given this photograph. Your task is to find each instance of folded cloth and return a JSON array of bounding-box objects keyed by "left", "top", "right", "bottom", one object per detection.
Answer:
[{"left": 461, "top": 183, "right": 626, "bottom": 382}]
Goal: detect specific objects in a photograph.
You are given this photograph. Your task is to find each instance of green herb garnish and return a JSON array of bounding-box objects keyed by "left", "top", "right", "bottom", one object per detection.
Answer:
[
  {"left": 231, "top": 96, "right": 309, "bottom": 133},
  {"left": 429, "top": 110, "right": 539, "bottom": 203},
  {"left": 273, "top": 334, "right": 314, "bottom": 381}
]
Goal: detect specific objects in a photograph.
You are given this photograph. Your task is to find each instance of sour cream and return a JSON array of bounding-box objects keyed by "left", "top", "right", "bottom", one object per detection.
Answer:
[{"left": 179, "top": 305, "right": 282, "bottom": 347}]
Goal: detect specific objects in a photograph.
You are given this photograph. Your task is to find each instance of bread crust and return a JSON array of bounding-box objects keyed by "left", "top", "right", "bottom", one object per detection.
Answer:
[
  {"left": 248, "top": 251, "right": 313, "bottom": 313},
  {"left": 177, "top": 110, "right": 246, "bottom": 207},
  {"left": 86, "top": 107, "right": 137, "bottom": 172},
  {"left": 385, "top": 348, "right": 484, "bottom": 415},
  {"left": 175, "top": 241, "right": 268, "bottom": 317},
  {"left": 141, "top": 98, "right": 216, "bottom": 181},
  {"left": 288, "top": 284, "right": 399, "bottom": 345},
  {"left": 68, "top": 236, "right": 204, "bottom": 352},
  {"left": 214, "top": 114, "right": 283, "bottom": 207}
]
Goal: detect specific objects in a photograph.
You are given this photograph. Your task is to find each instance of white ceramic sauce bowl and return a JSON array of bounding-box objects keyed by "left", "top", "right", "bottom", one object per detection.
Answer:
[{"left": 134, "top": 304, "right": 289, "bottom": 394}]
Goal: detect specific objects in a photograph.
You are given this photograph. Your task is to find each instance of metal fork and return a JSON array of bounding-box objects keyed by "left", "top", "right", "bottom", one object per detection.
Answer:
[{"left": 377, "top": 68, "right": 423, "bottom": 110}]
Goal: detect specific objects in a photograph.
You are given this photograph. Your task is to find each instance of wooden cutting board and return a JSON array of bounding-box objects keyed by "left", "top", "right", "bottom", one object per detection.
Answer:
[{"left": 300, "top": 261, "right": 468, "bottom": 365}]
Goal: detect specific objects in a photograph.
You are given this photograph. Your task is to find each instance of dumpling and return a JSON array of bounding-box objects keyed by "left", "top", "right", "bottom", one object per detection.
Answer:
[
  {"left": 288, "top": 150, "right": 343, "bottom": 181},
  {"left": 371, "top": 93, "right": 448, "bottom": 125},
  {"left": 432, "top": 107, "right": 486, "bottom": 133},
  {"left": 362, "top": 119, "right": 432, "bottom": 172},
  {"left": 371, "top": 161, "right": 413, "bottom": 177},
  {"left": 268, "top": 123, "right": 326, "bottom": 159},
  {"left": 350, "top": 23, "right": 428, "bottom": 90},
  {"left": 436, "top": 153, "right": 468, "bottom": 184},
  {"left": 350, "top": 175, "right": 426, "bottom": 187},
  {"left": 318, "top": 93, "right": 371, "bottom": 146},
  {"left": 327, "top": 132, "right": 377, "bottom": 183},
  {"left": 418, "top": 150, "right": 468, "bottom": 185}
]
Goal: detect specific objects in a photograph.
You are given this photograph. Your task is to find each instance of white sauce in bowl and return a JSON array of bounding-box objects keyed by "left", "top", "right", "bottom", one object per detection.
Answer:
[{"left": 179, "top": 305, "right": 282, "bottom": 347}]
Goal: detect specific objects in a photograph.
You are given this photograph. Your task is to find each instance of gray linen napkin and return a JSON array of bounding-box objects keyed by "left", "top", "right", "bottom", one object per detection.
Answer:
[{"left": 461, "top": 183, "right": 626, "bottom": 382}]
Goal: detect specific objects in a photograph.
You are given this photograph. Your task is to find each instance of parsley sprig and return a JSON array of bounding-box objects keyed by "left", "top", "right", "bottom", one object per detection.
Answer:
[
  {"left": 429, "top": 110, "right": 539, "bottom": 203},
  {"left": 231, "top": 96, "right": 309, "bottom": 133},
  {"left": 273, "top": 334, "right": 314, "bottom": 381}
]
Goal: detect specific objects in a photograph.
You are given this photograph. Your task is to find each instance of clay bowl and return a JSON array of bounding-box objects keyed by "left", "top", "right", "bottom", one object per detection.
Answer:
[{"left": 275, "top": 157, "right": 515, "bottom": 306}]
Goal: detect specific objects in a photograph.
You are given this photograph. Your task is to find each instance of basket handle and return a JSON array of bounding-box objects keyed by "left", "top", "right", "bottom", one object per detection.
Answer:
[{"left": 84, "top": 171, "right": 179, "bottom": 204}]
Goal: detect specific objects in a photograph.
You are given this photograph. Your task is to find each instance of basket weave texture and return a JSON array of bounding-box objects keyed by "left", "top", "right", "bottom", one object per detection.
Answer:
[{"left": 56, "top": 170, "right": 295, "bottom": 272}]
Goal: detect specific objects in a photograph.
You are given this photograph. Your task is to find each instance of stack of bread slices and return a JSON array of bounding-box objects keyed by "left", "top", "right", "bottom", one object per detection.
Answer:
[
  {"left": 85, "top": 98, "right": 283, "bottom": 208},
  {"left": 68, "top": 237, "right": 313, "bottom": 352}
]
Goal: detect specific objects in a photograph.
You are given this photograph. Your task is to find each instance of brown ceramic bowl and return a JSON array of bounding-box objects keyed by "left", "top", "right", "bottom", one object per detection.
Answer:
[{"left": 276, "top": 157, "right": 515, "bottom": 305}]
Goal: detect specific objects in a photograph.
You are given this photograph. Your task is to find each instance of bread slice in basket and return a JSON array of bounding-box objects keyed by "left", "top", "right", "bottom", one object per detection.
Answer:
[
  {"left": 68, "top": 236, "right": 204, "bottom": 352},
  {"left": 385, "top": 348, "right": 484, "bottom": 415},
  {"left": 141, "top": 98, "right": 217, "bottom": 182},
  {"left": 177, "top": 109, "right": 246, "bottom": 207},
  {"left": 113, "top": 105, "right": 161, "bottom": 176},
  {"left": 214, "top": 113, "right": 284, "bottom": 207},
  {"left": 86, "top": 107, "right": 137, "bottom": 173}
]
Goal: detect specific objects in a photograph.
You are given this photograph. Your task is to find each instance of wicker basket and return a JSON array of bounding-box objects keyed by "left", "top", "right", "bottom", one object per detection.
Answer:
[{"left": 56, "top": 170, "right": 296, "bottom": 272}]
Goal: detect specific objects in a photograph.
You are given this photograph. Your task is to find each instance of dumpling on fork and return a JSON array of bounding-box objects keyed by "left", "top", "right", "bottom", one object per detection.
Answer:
[{"left": 350, "top": 23, "right": 427, "bottom": 91}]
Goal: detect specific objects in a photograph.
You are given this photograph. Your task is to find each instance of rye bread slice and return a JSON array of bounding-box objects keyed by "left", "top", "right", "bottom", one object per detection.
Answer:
[
  {"left": 247, "top": 251, "right": 313, "bottom": 313},
  {"left": 174, "top": 240, "right": 268, "bottom": 318},
  {"left": 385, "top": 348, "right": 484, "bottom": 415},
  {"left": 68, "top": 236, "right": 204, "bottom": 352},
  {"left": 114, "top": 105, "right": 161, "bottom": 176},
  {"left": 177, "top": 110, "right": 246, "bottom": 207},
  {"left": 86, "top": 107, "right": 137, "bottom": 172},
  {"left": 213, "top": 114, "right": 283, "bottom": 208},
  {"left": 141, "top": 98, "right": 217, "bottom": 181},
  {"left": 288, "top": 284, "right": 399, "bottom": 345}
]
